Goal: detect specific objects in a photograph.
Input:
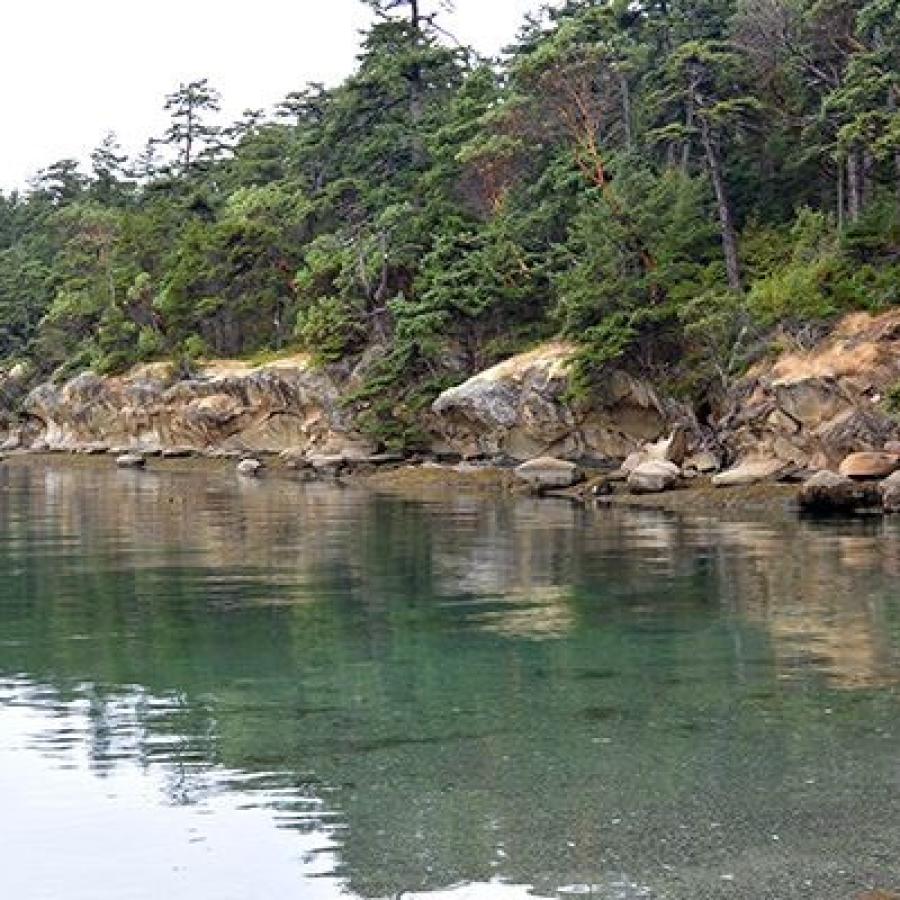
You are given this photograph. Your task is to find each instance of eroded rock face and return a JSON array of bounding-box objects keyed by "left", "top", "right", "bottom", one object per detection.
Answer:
[
  {"left": 431, "top": 342, "right": 681, "bottom": 462},
  {"left": 718, "top": 311, "right": 900, "bottom": 469},
  {"left": 23, "top": 358, "right": 369, "bottom": 456}
]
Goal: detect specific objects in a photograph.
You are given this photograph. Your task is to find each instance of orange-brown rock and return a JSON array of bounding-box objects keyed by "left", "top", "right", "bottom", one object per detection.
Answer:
[{"left": 838, "top": 451, "right": 900, "bottom": 480}]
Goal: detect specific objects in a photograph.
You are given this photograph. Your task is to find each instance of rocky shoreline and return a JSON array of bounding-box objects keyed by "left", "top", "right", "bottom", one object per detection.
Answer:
[{"left": 1, "top": 309, "right": 898, "bottom": 519}]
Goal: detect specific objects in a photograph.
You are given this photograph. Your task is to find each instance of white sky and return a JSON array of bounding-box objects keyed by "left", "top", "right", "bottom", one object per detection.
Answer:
[{"left": 1, "top": 0, "right": 548, "bottom": 192}]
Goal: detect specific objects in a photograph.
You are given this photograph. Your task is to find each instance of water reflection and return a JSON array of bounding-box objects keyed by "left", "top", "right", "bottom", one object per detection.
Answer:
[{"left": 0, "top": 459, "right": 899, "bottom": 899}]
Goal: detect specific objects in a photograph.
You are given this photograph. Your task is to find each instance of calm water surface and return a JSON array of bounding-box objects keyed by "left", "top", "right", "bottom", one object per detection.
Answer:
[{"left": 1, "top": 460, "right": 899, "bottom": 900}]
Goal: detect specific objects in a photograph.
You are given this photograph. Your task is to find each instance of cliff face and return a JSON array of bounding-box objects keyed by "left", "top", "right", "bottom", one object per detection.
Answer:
[
  {"left": 429, "top": 342, "right": 676, "bottom": 461},
  {"left": 22, "top": 357, "right": 374, "bottom": 457},
  {"left": 717, "top": 311, "right": 900, "bottom": 469},
  {"left": 12, "top": 310, "right": 900, "bottom": 466}
]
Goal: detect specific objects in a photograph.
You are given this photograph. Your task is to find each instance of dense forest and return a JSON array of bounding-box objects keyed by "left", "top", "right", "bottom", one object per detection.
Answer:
[{"left": 1, "top": 0, "right": 898, "bottom": 445}]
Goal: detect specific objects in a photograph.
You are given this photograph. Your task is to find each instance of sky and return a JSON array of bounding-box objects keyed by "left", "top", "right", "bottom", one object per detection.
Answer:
[{"left": 1, "top": 0, "right": 548, "bottom": 192}]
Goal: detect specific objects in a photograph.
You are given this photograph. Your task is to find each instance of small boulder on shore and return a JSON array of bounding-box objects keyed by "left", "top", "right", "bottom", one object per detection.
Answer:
[
  {"left": 798, "top": 470, "right": 879, "bottom": 514},
  {"left": 515, "top": 457, "right": 581, "bottom": 490},
  {"left": 237, "top": 458, "right": 264, "bottom": 477},
  {"left": 881, "top": 471, "right": 900, "bottom": 513},
  {"left": 838, "top": 451, "right": 900, "bottom": 480},
  {"left": 116, "top": 453, "right": 146, "bottom": 470},
  {"left": 712, "top": 458, "right": 786, "bottom": 488},
  {"left": 627, "top": 460, "right": 680, "bottom": 494},
  {"left": 683, "top": 451, "right": 720, "bottom": 475}
]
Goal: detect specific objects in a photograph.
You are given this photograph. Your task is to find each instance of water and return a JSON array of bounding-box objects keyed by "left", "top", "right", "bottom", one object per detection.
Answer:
[{"left": 0, "top": 459, "right": 898, "bottom": 900}]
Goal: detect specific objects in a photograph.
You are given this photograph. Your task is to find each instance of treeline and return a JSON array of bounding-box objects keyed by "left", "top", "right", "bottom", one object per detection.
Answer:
[{"left": 1, "top": 0, "right": 898, "bottom": 444}]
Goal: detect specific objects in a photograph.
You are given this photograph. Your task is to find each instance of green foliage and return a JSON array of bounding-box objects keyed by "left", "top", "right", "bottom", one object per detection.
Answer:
[
  {"left": 295, "top": 296, "right": 366, "bottom": 362},
  {"left": 0, "top": 0, "right": 898, "bottom": 443}
]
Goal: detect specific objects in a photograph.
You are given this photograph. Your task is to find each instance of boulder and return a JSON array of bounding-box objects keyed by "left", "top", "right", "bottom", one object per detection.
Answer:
[
  {"left": 884, "top": 441, "right": 900, "bottom": 455},
  {"left": 838, "top": 451, "right": 900, "bottom": 480},
  {"left": 627, "top": 460, "right": 680, "bottom": 494},
  {"left": 798, "top": 470, "right": 879, "bottom": 514},
  {"left": 515, "top": 457, "right": 581, "bottom": 490},
  {"left": 712, "top": 458, "right": 786, "bottom": 488},
  {"left": 237, "top": 458, "right": 264, "bottom": 477},
  {"left": 116, "top": 453, "right": 146, "bottom": 470},
  {"left": 881, "top": 471, "right": 900, "bottom": 514},
  {"left": 683, "top": 451, "right": 720, "bottom": 475}
]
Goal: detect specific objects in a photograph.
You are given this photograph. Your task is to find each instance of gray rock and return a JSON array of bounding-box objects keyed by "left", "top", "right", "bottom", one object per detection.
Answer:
[
  {"left": 627, "top": 460, "right": 680, "bottom": 494},
  {"left": 237, "top": 458, "right": 264, "bottom": 477},
  {"left": 515, "top": 457, "right": 581, "bottom": 489},
  {"left": 78, "top": 442, "right": 109, "bottom": 455},
  {"left": 683, "top": 451, "right": 720, "bottom": 475},
  {"left": 116, "top": 453, "right": 146, "bottom": 470},
  {"left": 644, "top": 427, "right": 688, "bottom": 466},
  {"left": 712, "top": 458, "right": 786, "bottom": 488},
  {"left": 881, "top": 471, "right": 900, "bottom": 513},
  {"left": 161, "top": 446, "right": 195, "bottom": 459},
  {"left": 799, "top": 470, "right": 879, "bottom": 514}
]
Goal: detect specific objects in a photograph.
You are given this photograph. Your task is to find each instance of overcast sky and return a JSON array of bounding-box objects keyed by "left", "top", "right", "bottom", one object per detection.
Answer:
[{"left": 1, "top": 0, "right": 549, "bottom": 192}]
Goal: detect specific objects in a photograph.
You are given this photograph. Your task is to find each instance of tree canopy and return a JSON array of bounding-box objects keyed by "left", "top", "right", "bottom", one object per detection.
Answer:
[{"left": 1, "top": 0, "right": 897, "bottom": 445}]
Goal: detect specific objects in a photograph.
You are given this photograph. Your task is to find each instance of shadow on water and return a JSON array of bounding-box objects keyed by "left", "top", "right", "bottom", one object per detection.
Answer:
[{"left": 0, "top": 459, "right": 899, "bottom": 899}]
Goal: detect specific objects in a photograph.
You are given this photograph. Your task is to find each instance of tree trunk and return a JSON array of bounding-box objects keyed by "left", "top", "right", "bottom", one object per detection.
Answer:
[
  {"left": 681, "top": 98, "right": 694, "bottom": 174},
  {"left": 700, "top": 119, "right": 741, "bottom": 293},
  {"left": 837, "top": 159, "right": 845, "bottom": 231},
  {"left": 619, "top": 72, "right": 633, "bottom": 152},
  {"left": 407, "top": 0, "right": 426, "bottom": 168},
  {"left": 847, "top": 150, "right": 863, "bottom": 222}
]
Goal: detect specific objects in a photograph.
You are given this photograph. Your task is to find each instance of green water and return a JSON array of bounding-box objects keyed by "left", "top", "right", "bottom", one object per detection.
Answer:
[{"left": 1, "top": 460, "right": 899, "bottom": 900}]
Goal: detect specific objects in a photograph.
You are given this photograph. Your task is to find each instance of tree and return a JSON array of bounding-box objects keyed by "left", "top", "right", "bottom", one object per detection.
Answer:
[
  {"left": 90, "top": 132, "right": 130, "bottom": 204},
  {"left": 654, "top": 40, "right": 760, "bottom": 291},
  {"left": 161, "top": 79, "right": 223, "bottom": 174}
]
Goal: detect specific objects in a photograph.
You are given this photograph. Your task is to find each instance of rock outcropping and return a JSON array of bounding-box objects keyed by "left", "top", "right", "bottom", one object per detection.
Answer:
[
  {"left": 430, "top": 342, "right": 679, "bottom": 461},
  {"left": 10, "top": 311, "right": 900, "bottom": 472},
  {"left": 718, "top": 311, "right": 900, "bottom": 470},
  {"left": 23, "top": 357, "right": 373, "bottom": 456}
]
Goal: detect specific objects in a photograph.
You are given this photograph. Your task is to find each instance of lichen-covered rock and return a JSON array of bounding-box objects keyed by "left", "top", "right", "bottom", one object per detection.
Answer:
[
  {"left": 431, "top": 342, "right": 684, "bottom": 462},
  {"left": 838, "top": 451, "right": 900, "bottom": 480},
  {"left": 627, "top": 460, "right": 680, "bottom": 494},
  {"left": 515, "top": 457, "right": 581, "bottom": 489}
]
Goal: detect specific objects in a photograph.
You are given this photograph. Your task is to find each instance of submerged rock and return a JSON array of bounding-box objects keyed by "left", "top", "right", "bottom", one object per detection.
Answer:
[
  {"left": 515, "top": 456, "right": 581, "bottom": 489},
  {"left": 627, "top": 460, "right": 680, "bottom": 494}
]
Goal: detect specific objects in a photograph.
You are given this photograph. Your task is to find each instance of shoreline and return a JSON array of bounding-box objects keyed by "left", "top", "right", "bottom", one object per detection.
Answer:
[{"left": 1, "top": 450, "right": 806, "bottom": 518}]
